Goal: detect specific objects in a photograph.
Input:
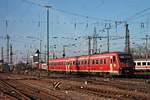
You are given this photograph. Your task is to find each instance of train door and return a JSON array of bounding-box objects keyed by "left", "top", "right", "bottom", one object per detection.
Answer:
[
  {"left": 110, "top": 56, "right": 113, "bottom": 73},
  {"left": 87, "top": 57, "right": 90, "bottom": 73},
  {"left": 65, "top": 62, "right": 71, "bottom": 74},
  {"left": 110, "top": 56, "right": 117, "bottom": 73}
]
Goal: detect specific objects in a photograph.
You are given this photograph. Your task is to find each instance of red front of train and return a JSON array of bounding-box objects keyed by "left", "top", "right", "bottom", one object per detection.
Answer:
[{"left": 46, "top": 52, "right": 135, "bottom": 75}]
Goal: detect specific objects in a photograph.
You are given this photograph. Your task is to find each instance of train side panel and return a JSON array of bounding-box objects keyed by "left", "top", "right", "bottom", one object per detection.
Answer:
[
  {"left": 45, "top": 52, "right": 135, "bottom": 75},
  {"left": 134, "top": 60, "right": 150, "bottom": 71}
]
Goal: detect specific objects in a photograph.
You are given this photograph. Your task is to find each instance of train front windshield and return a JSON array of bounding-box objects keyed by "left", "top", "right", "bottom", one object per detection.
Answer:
[{"left": 119, "top": 54, "right": 134, "bottom": 65}]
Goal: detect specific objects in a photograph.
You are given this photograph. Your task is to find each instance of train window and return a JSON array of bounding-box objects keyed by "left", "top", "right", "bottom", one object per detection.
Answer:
[
  {"left": 84, "top": 60, "right": 87, "bottom": 64},
  {"left": 78, "top": 61, "right": 80, "bottom": 65},
  {"left": 100, "top": 59, "right": 103, "bottom": 64},
  {"left": 137, "top": 62, "right": 141, "bottom": 66},
  {"left": 96, "top": 59, "right": 98, "bottom": 64},
  {"left": 113, "top": 56, "right": 116, "bottom": 62},
  {"left": 82, "top": 61, "right": 84, "bottom": 64},
  {"left": 110, "top": 58, "right": 113, "bottom": 64},
  {"left": 104, "top": 59, "right": 106, "bottom": 64},
  {"left": 73, "top": 61, "right": 75, "bottom": 65},
  {"left": 75, "top": 61, "right": 77, "bottom": 65},
  {"left": 92, "top": 60, "right": 95, "bottom": 64},
  {"left": 148, "top": 62, "right": 150, "bottom": 65},
  {"left": 88, "top": 60, "right": 90, "bottom": 64},
  {"left": 142, "top": 62, "right": 146, "bottom": 66}
]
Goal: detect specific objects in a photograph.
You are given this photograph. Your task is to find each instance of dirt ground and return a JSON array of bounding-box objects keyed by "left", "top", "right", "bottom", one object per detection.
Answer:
[{"left": 0, "top": 72, "right": 150, "bottom": 100}]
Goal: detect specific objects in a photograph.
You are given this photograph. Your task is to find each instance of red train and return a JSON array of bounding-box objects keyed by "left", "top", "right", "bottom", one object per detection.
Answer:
[{"left": 40, "top": 52, "right": 135, "bottom": 75}]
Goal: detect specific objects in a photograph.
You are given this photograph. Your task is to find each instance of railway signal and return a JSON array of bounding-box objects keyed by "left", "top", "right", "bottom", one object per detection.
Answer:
[{"left": 62, "top": 44, "right": 76, "bottom": 58}]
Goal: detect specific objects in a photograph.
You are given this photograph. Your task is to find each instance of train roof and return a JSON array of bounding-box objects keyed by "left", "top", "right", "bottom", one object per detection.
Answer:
[
  {"left": 49, "top": 51, "right": 130, "bottom": 62},
  {"left": 134, "top": 59, "right": 150, "bottom": 62},
  {"left": 100, "top": 51, "right": 129, "bottom": 55}
]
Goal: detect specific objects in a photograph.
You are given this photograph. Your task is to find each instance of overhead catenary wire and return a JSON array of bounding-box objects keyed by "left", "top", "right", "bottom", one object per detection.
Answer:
[
  {"left": 21, "top": 0, "right": 113, "bottom": 22},
  {"left": 126, "top": 7, "right": 150, "bottom": 21},
  {"left": 2, "top": 0, "right": 150, "bottom": 59},
  {"left": 5, "top": 0, "right": 150, "bottom": 29}
]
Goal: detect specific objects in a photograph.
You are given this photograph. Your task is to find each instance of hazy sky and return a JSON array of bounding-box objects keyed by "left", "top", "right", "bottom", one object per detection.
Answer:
[{"left": 0, "top": 0, "right": 150, "bottom": 62}]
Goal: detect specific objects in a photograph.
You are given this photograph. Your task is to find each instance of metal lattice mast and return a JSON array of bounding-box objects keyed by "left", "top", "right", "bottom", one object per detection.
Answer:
[
  {"left": 6, "top": 34, "right": 10, "bottom": 63},
  {"left": 10, "top": 44, "right": 13, "bottom": 64},
  {"left": 125, "top": 22, "right": 130, "bottom": 54},
  {"left": 145, "top": 35, "right": 148, "bottom": 60},
  {"left": 1, "top": 47, "right": 4, "bottom": 63},
  {"left": 93, "top": 27, "right": 97, "bottom": 54}
]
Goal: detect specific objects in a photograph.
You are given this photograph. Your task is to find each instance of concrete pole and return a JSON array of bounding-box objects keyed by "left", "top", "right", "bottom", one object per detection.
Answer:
[
  {"left": 146, "top": 35, "right": 148, "bottom": 61},
  {"left": 45, "top": 6, "right": 52, "bottom": 76}
]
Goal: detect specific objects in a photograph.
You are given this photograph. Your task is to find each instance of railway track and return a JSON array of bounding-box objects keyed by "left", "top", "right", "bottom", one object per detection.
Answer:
[
  {"left": 63, "top": 82, "right": 149, "bottom": 100},
  {"left": 0, "top": 73, "right": 64, "bottom": 100},
  {"left": 53, "top": 76, "right": 150, "bottom": 100},
  {"left": 65, "top": 75, "right": 150, "bottom": 92},
  {"left": 2, "top": 79, "right": 63, "bottom": 100},
  {"left": 0, "top": 80, "right": 32, "bottom": 100},
  {"left": 0, "top": 72, "right": 150, "bottom": 100},
  {"left": 34, "top": 72, "right": 150, "bottom": 99},
  {"left": 87, "top": 77, "right": 150, "bottom": 94}
]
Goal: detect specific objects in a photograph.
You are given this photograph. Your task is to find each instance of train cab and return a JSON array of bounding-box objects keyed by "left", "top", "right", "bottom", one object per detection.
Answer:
[{"left": 118, "top": 53, "right": 135, "bottom": 74}]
